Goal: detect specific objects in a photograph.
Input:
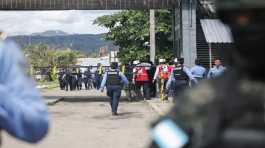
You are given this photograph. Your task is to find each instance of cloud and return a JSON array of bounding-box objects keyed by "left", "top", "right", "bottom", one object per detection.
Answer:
[{"left": 0, "top": 10, "right": 119, "bottom": 36}]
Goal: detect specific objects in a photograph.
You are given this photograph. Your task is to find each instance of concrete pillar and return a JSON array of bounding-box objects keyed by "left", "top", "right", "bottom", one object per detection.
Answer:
[
  {"left": 172, "top": 7, "right": 182, "bottom": 57},
  {"left": 181, "top": 0, "right": 197, "bottom": 67},
  {"left": 150, "top": 9, "right": 156, "bottom": 63}
]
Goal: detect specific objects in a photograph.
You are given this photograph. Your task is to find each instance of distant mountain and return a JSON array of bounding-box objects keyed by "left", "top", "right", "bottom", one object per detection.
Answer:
[
  {"left": 8, "top": 31, "right": 114, "bottom": 53},
  {"left": 31, "top": 30, "right": 69, "bottom": 37}
]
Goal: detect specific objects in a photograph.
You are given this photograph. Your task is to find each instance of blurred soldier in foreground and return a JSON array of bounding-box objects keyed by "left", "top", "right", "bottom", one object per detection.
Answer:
[
  {"left": 0, "top": 33, "right": 49, "bottom": 145},
  {"left": 150, "top": 0, "right": 265, "bottom": 147},
  {"left": 100, "top": 62, "right": 129, "bottom": 116}
]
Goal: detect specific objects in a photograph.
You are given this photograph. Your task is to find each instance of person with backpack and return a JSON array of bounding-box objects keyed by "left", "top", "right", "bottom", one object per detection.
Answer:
[
  {"left": 133, "top": 59, "right": 152, "bottom": 100},
  {"left": 100, "top": 62, "right": 129, "bottom": 116},
  {"left": 166, "top": 58, "right": 197, "bottom": 100}
]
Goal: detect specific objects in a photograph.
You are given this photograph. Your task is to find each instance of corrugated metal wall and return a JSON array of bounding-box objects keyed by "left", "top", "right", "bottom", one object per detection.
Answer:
[
  {"left": 196, "top": 14, "right": 233, "bottom": 69},
  {"left": 0, "top": 0, "right": 179, "bottom": 10}
]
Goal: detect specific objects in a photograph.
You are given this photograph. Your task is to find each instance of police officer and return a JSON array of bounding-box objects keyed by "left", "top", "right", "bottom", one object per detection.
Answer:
[
  {"left": 84, "top": 67, "right": 92, "bottom": 90},
  {"left": 190, "top": 59, "right": 207, "bottom": 82},
  {"left": 64, "top": 68, "right": 72, "bottom": 91},
  {"left": 166, "top": 58, "right": 197, "bottom": 100},
  {"left": 69, "top": 69, "right": 76, "bottom": 91},
  {"left": 149, "top": 61, "right": 157, "bottom": 98},
  {"left": 95, "top": 63, "right": 104, "bottom": 90},
  {"left": 123, "top": 62, "right": 135, "bottom": 101},
  {"left": 0, "top": 35, "right": 49, "bottom": 144},
  {"left": 150, "top": 1, "right": 265, "bottom": 147},
  {"left": 207, "top": 58, "right": 226, "bottom": 79},
  {"left": 76, "top": 68, "right": 83, "bottom": 90},
  {"left": 58, "top": 68, "right": 65, "bottom": 90},
  {"left": 100, "top": 62, "right": 129, "bottom": 116}
]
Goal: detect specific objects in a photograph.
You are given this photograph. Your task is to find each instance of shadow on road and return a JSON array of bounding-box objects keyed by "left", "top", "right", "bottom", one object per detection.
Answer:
[
  {"left": 44, "top": 96, "right": 131, "bottom": 103},
  {"left": 92, "top": 112, "right": 144, "bottom": 120}
]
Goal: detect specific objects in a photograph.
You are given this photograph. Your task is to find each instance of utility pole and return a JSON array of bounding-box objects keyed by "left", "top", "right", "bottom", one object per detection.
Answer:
[{"left": 150, "top": 9, "right": 156, "bottom": 63}]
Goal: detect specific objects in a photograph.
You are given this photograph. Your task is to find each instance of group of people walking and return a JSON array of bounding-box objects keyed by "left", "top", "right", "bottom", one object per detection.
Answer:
[
  {"left": 123, "top": 57, "right": 226, "bottom": 102},
  {"left": 98, "top": 57, "right": 226, "bottom": 116},
  {"left": 55, "top": 58, "right": 226, "bottom": 116}
]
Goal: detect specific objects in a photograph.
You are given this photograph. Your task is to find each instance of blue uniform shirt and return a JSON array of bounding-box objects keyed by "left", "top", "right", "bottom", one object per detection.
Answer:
[
  {"left": 100, "top": 69, "right": 129, "bottom": 90},
  {"left": 190, "top": 65, "right": 206, "bottom": 79},
  {"left": 166, "top": 66, "right": 197, "bottom": 90},
  {"left": 207, "top": 65, "right": 226, "bottom": 79},
  {"left": 0, "top": 41, "right": 49, "bottom": 143}
]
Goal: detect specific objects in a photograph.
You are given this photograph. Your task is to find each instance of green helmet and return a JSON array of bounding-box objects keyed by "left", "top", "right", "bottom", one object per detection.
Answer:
[{"left": 217, "top": 0, "right": 265, "bottom": 10}]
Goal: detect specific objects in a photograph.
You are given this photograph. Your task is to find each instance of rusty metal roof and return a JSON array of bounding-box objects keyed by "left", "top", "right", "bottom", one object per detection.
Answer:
[{"left": 0, "top": 0, "right": 179, "bottom": 10}]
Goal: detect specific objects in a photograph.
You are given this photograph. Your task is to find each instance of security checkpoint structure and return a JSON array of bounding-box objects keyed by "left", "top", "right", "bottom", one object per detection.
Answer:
[{"left": 0, "top": 0, "right": 202, "bottom": 67}]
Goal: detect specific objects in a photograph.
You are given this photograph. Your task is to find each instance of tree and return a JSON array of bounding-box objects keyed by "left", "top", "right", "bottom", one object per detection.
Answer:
[
  {"left": 24, "top": 44, "right": 82, "bottom": 68},
  {"left": 55, "top": 48, "right": 81, "bottom": 67},
  {"left": 24, "top": 44, "right": 51, "bottom": 67},
  {"left": 94, "top": 10, "right": 174, "bottom": 63}
]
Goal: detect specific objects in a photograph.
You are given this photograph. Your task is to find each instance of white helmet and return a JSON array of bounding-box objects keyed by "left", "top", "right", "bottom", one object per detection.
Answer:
[
  {"left": 133, "top": 60, "right": 140, "bottom": 65},
  {"left": 174, "top": 58, "right": 178, "bottom": 63},
  {"left": 159, "top": 59, "right": 166, "bottom": 63}
]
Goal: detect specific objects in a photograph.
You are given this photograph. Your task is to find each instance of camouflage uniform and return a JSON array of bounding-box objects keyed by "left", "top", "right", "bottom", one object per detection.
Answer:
[{"left": 150, "top": 0, "right": 265, "bottom": 147}]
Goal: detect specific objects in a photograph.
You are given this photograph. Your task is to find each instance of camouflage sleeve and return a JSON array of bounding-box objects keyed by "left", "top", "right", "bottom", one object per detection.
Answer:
[{"left": 151, "top": 82, "right": 220, "bottom": 148}]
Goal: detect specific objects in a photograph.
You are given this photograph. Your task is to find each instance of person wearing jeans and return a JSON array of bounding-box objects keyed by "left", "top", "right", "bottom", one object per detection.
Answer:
[{"left": 100, "top": 62, "right": 129, "bottom": 116}]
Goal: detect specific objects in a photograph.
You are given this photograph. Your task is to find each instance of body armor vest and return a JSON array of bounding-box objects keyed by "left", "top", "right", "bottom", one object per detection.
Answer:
[
  {"left": 106, "top": 70, "right": 121, "bottom": 86},
  {"left": 173, "top": 66, "right": 189, "bottom": 81}
]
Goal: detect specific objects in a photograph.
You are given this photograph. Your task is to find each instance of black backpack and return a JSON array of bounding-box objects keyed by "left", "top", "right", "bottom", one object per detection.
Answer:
[{"left": 173, "top": 66, "right": 189, "bottom": 81}]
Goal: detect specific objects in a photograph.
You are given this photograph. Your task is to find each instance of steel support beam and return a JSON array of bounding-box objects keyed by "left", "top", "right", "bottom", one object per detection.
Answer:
[{"left": 0, "top": 0, "right": 179, "bottom": 10}]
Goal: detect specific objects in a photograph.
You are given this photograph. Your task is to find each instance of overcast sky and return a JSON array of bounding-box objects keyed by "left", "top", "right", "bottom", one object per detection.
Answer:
[{"left": 0, "top": 10, "right": 119, "bottom": 36}]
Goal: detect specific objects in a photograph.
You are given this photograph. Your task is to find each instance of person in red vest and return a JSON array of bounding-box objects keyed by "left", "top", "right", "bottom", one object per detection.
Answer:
[
  {"left": 153, "top": 59, "right": 171, "bottom": 100},
  {"left": 133, "top": 60, "right": 151, "bottom": 100}
]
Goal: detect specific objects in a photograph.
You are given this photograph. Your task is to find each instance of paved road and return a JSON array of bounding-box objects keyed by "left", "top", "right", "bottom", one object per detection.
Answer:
[{"left": 2, "top": 89, "right": 158, "bottom": 148}]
